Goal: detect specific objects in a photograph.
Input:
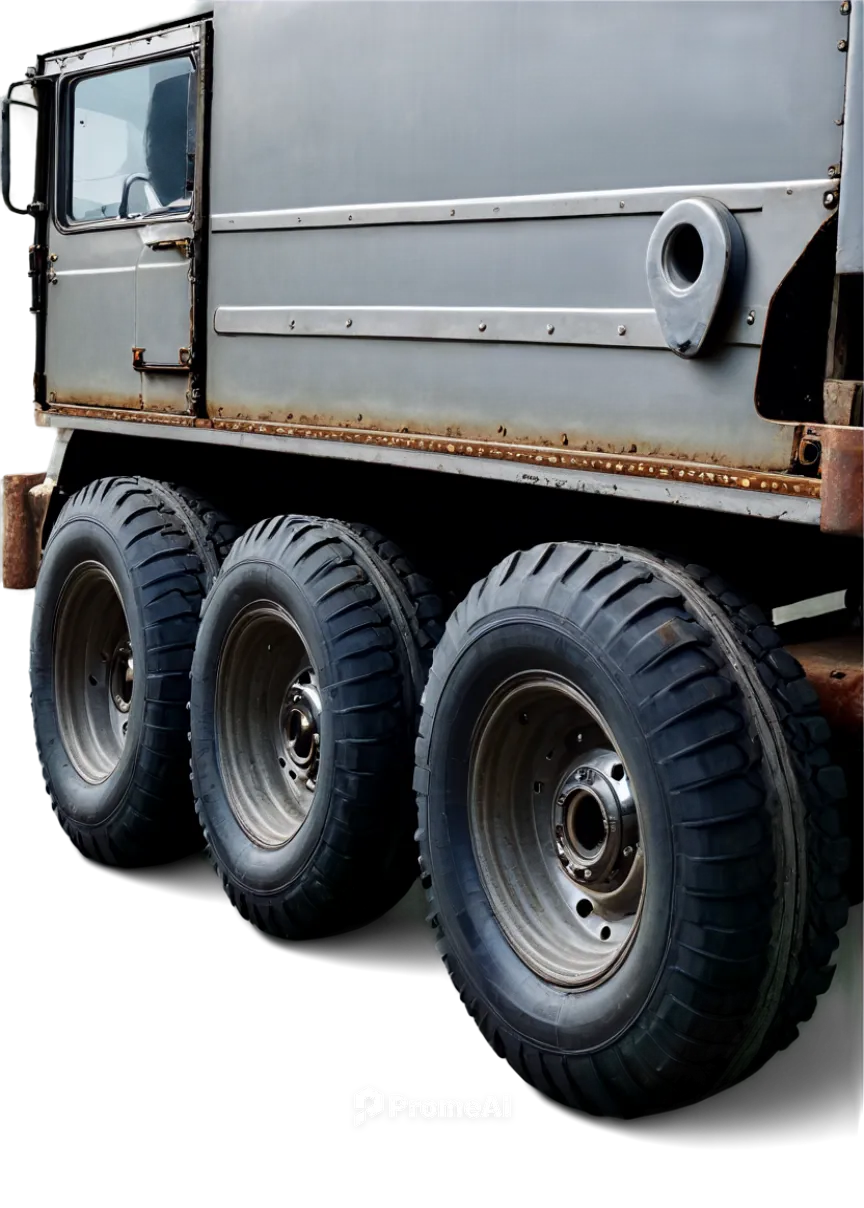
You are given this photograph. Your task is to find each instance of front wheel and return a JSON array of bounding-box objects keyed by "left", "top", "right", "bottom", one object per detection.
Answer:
[{"left": 415, "top": 543, "right": 848, "bottom": 1117}]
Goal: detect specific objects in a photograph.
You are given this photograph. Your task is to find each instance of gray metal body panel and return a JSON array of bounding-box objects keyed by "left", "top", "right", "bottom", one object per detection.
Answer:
[
  {"left": 838, "top": 1, "right": 863, "bottom": 274},
  {"left": 44, "top": 25, "right": 201, "bottom": 414},
  {"left": 203, "top": 0, "right": 849, "bottom": 473},
  {"left": 46, "top": 229, "right": 140, "bottom": 406}
]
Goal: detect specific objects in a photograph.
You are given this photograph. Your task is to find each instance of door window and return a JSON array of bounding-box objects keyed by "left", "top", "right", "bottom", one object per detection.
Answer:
[{"left": 67, "top": 56, "right": 196, "bottom": 223}]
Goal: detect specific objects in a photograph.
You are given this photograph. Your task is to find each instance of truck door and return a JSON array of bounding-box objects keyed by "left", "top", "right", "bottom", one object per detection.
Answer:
[{"left": 43, "top": 23, "right": 205, "bottom": 415}]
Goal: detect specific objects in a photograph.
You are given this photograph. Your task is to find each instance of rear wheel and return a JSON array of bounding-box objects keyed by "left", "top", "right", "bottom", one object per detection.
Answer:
[
  {"left": 415, "top": 542, "right": 848, "bottom": 1117},
  {"left": 30, "top": 477, "right": 238, "bottom": 866}
]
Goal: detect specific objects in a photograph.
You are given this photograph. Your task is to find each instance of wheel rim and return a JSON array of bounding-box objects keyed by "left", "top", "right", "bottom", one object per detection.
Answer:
[
  {"left": 469, "top": 672, "right": 645, "bottom": 988},
  {"left": 216, "top": 602, "right": 321, "bottom": 848},
  {"left": 54, "top": 561, "right": 134, "bottom": 784}
]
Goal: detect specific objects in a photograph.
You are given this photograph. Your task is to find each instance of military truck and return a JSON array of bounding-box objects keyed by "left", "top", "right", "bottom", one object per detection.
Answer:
[{"left": 2, "top": 1, "right": 861, "bottom": 1118}]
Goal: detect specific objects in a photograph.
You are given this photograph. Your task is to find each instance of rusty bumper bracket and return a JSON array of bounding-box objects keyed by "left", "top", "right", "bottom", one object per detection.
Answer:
[
  {"left": 789, "top": 634, "right": 863, "bottom": 737},
  {"left": 804, "top": 424, "right": 864, "bottom": 537},
  {"left": 2, "top": 472, "right": 52, "bottom": 589}
]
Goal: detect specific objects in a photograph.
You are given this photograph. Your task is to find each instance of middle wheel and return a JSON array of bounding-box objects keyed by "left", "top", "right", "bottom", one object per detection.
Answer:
[{"left": 190, "top": 515, "right": 442, "bottom": 938}]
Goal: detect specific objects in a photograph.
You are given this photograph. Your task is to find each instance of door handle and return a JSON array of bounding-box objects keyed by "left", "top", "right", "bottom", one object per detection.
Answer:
[{"left": 132, "top": 346, "right": 191, "bottom": 374}]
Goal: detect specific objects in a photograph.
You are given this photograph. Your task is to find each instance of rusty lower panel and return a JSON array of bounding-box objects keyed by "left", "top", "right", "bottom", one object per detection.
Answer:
[
  {"left": 790, "top": 634, "right": 863, "bottom": 736},
  {"left": 38, "top": 403, "right": 823, "bottom": 501},
  {"left": 2, "top": 473, "right": 50, "bottom": 589},
  {"left": 806, "top": 423, "right": 863, "bottom": 536},
  {"left": 40, "top": 404, "right": 194, "bottom": 428}
]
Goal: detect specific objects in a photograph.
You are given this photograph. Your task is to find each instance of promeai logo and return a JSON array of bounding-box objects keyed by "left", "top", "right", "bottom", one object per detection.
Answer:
[
  {"left": 355, "top": 1087, "right": 389, "bottom": 1130},
  {"left": 350, "top": 1087, "right": 514, "bottom": 1130}
]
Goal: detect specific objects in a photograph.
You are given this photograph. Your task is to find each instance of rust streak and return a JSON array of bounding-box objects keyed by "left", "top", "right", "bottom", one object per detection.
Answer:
[
  {"left": 38, "top": 404, "right": 822, "bottom": 500},
  {"left": 43, "top": 403, "right": 195, "bottom": 427}
]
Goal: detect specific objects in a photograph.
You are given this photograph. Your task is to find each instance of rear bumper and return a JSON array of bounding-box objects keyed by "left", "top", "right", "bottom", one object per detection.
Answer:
[{"left": 1, "top": 473, "right": 52, "bottom": 589}]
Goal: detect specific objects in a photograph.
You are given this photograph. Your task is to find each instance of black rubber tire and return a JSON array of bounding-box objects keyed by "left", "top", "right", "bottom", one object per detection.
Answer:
[
  {"left": 30, "top": 477, "right": 238, "bottom": 867},
  {"left": 338, "top": 519, "right": 447, "bottom": 898},
  {"left": 190, "top": 515, "right": 440, "bottom": 939},
  {"left": 415, "top": 542, "right": 849, "bottom": 1117}
]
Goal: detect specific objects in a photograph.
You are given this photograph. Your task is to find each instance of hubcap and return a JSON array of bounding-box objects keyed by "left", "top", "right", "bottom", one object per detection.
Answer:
[
  {"left": 469, "top": 672, "right": 645, "bottom": 987},
  {"left": 216, "top": 603, "right": 321, "bottom": 848},
  {"left": 54, "top": 562, "right": 134, "bottom": 784}
]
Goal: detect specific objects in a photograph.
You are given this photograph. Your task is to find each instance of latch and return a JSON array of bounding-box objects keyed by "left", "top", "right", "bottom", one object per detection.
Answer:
[{"left": 132, "top": 346, "right": 192, "bottom": 374}]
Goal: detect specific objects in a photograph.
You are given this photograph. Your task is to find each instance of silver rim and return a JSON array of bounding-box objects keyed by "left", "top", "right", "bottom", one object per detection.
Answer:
[
  {"left": 216, "top": 602, "right": 321, "bottom": 848},
  {"left": 469, "top": 672, "right": 645, "bottom": 988},
  {"left": 54, "top": 561, "right": 134, "bottom": 784}
]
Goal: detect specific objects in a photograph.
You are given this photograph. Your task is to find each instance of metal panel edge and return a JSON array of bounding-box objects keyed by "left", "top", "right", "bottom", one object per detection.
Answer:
[
  {"left": 211, "top": 179, "right": 829, "bottom": 233},
  {"left": 36, "top": 414, "right": 821, "bottom": 526},
  {"left": 213, "top": 304, "right": 764, "bottom": 348},
  {"left": 838, "top": 1, "right": 863, "bottom": 273},
  {"left": 42, "top": 22, "right": 203, "bottom": 76}
]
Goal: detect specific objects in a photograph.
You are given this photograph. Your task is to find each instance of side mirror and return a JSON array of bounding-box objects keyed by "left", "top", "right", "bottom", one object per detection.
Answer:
[{"left": 1, "top": 80, "right": 39, "bottom": 216}]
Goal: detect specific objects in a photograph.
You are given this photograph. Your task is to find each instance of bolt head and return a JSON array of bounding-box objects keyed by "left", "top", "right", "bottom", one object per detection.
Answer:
[
  {"left": 345, "top": 318, "right": 352, "bottom": 328},
  {"left": 617, "top": 324, "right": 627, "bottom": 336},
  {"left": 838, "top": 39, "right": 848, "bottom": 51},
  {"left": 583, "top": 869, "right": 593, "bottom": 881},
  {"left": 547, "top": 324, "right": 555, "bottom": 334},
  {"left": 823, "top": 191, "right": 837, "bottom": 208},
  {"left": 478, "top": 322, "right": 487, "bottom": 333},
  {"left": 746, "top": 310, "right": 756, "bottom": 325},
  {"left": 623, "top": 845, "right": 634, "bottom": 858}
]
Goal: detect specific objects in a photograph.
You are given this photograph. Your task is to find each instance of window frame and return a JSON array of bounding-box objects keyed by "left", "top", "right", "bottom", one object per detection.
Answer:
[{"left": 54, "top": 48, "right": 198, "bottom": 235}]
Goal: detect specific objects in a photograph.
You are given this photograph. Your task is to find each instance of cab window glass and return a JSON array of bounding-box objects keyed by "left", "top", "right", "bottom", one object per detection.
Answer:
[{"left": 69, "top": 57, "right": 195, "bottom": 223}]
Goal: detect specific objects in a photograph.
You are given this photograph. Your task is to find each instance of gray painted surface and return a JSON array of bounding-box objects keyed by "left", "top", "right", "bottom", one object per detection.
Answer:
[
  {"left": 210, "top": 2, "right": 845, "bottom": 209},
  {"left": 203, "top": 1, "right": 846, "bottom": 472},
  {"left": 838, "top": 1, "right": 863, "bottom": 274}
]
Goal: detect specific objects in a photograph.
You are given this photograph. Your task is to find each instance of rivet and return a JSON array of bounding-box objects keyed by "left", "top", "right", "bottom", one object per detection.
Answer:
[
  {"left": 786, "top": 187, "right": 793, "bottom": 195},
  {"left": 478, "top": 322, "right": 487, "bottom": 332},
  {"left": 547, "top": 324, "right": 555, "bottom": 334},
  {"left": 348, "top": 214, "right": 353, "bottom": 221},
  {"left": 619, "top": 201, "right": 625, "bottom": 209},
  {"left": 449, "top": 208, "right": 456, "bottom": 217},
  {"left": 617, "top": 324, "right": 627, "bottom": 336},
  {"left": 838, "top": 38, "right": 848, "bottom": 51},
  {"left": 746, "top": 310, "right": 756, "bottom": 325},
  {"left": 823, "top": 190, "right": 838, "bottom": 208},
  {"left": 345, "top": 318, "right": 352, "bottom": 328}
]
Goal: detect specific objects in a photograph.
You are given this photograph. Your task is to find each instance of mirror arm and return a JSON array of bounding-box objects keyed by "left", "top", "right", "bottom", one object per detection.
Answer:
[{"left": 2, "top": 82, "right": 40, "bottom": 216}]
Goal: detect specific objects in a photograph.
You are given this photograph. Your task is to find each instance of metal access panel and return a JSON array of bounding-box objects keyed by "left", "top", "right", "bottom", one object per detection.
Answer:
[{"left": 206, "top": 0, "right": 849, "bottom": 473}]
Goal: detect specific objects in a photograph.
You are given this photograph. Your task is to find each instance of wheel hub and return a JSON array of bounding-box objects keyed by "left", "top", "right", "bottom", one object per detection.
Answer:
[
  {"left": 282, "top": 676, "right": 321, "bottom": 788},
  {"left": 554, "top": 749, "right": 637, "bottom": 890}
]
